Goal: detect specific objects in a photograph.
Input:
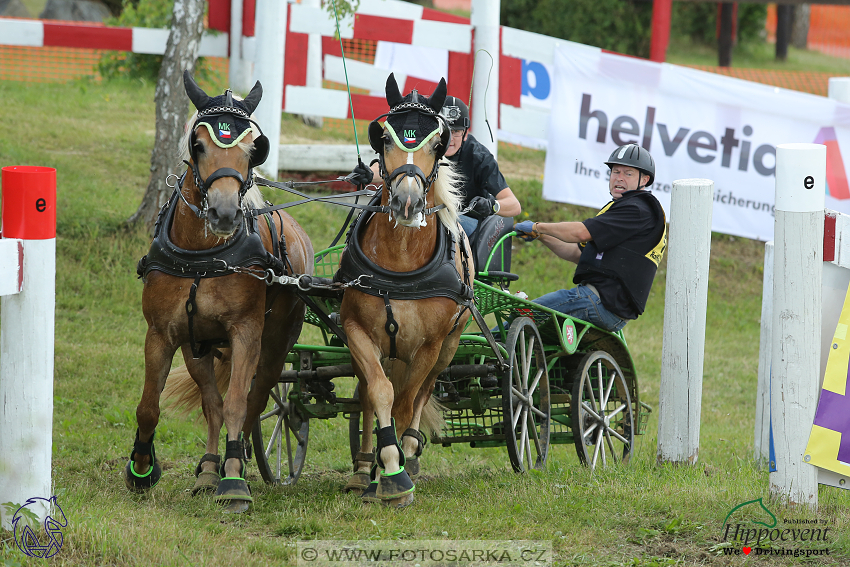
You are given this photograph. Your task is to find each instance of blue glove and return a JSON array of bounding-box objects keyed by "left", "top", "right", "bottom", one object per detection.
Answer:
[
  {"left": 346, "top": 160, "right": 373, "bottom": 186},
  {"left": 514, "top": 220, "right": 539, "bottom": 242}
]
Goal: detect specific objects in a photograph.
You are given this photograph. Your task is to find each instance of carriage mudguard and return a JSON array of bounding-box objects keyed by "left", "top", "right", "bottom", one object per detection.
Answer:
[
  {"left": 137, "top": 189, "right": 285, "bottom": 280},
  {"left": 335, "top": 200, "right": 473, "bottom": 305}
]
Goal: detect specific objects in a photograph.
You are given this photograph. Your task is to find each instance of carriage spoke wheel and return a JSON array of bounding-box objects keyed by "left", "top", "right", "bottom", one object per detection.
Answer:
[
  {"left": 251, "top": 382, "right": 309, "bottom": 485},
  {"left": 502, "top": 317, "right": 551, "bottom": 473},
  {"left": 570, "top": 351, "right": 634, "bottom": 470}
]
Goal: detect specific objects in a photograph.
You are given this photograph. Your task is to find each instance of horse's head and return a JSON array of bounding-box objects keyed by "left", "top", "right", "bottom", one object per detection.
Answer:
[
  {"left": 368, "top": 73, "right": 453, "bottom": 229},
  {"left": 181, "top": 71, "right": 270, "bottom": 237}
]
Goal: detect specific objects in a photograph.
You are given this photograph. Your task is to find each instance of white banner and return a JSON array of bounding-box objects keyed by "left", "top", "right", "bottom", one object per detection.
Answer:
[{"left": 543, "top": 44, "right": 850, "bottom": 241}]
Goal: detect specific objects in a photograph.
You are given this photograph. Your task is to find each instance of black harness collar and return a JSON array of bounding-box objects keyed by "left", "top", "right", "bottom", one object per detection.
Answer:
[
  {"left": 137, "top": 188, "right": 285, "bottom": 281},
  {"left": 335, "top": 194, "right": 473, "bottom": 306}
]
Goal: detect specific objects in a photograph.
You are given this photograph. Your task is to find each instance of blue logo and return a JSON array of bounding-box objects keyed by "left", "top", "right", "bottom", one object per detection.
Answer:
[{"left": 11, "top": 496, "right": 67, "bottom": 558}]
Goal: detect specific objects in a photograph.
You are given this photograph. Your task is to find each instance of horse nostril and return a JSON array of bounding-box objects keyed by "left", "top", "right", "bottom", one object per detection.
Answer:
[{"left": 208, "top": 208, "right": 219, "bottom": 222}]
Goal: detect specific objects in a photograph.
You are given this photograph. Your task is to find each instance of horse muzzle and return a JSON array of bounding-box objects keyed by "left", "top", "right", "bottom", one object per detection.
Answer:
[
  {"left": 388, "top": 185, "right": 425, "bottom": 228},
  {"left": 206, "top": 191, "right": 244, "bottom": 237}
]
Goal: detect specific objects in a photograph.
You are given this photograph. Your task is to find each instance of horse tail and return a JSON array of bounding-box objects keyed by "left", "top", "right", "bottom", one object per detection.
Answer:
[
  {"left": 419, "top": 395, "right": 446, "bottom": 439},
  {"left": 161, "top": 349, "right": 233, "bottom": 418}
]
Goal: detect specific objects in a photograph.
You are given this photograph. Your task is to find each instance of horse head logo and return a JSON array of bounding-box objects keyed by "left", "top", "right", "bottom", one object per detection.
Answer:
[
  {"left": 11, "top": 496, "right": 67, "bottom": 558},
  {"left": 722, "top": 497, "right": 777, "bottom": 542}
]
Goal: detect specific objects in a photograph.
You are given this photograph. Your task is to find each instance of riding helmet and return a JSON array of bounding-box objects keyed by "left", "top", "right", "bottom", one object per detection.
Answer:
[
  {"left": 440, "top": 96, "right": 470, "bottom": 131},
  {"left": 604, "top": 143, "right": 655, "bottom": 187}
]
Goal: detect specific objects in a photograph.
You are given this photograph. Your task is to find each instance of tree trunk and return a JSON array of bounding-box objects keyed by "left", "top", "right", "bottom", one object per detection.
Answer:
[
  {"left": 127, "top": 0, "right": 206, "bottom": 231},
  {"left": 718, "top": 3, "right": 734, "bottom": 68},
  {"left": 791, "top": 4, "right": 810, "bottom": 50},
  {"left": 775, "top": 4, "right": 793, "bottom": 62}
]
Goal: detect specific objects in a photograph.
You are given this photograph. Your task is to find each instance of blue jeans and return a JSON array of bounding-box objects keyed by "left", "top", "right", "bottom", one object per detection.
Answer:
[
  {"left": 532, "top": 285, "right": 627, "bottom": 332},
  {"left": 458, "top": 214, "right": 479, "bottom": 237}
]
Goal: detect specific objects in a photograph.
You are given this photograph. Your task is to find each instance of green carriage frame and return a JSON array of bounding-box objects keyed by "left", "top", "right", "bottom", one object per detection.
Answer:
[{"left": 251, "top": 234, "right": 653, "bottom": 485}]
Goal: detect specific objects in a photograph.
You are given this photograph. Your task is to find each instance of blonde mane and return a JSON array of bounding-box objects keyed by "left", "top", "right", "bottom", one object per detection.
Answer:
[
  {"left": 179, "top": 106, "right": 264, "bottom": 209},
  {"left": 433, "top": 155, "right": 462, "bottom": 239}
]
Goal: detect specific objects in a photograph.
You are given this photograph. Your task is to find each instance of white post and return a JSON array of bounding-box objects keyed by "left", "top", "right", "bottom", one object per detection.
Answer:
[
  {"left": 754, "top": 241, "right": 774, "bottom": 466},
  {"left": 228, "top": 0, "right": 251, "bottom": 92},
  {"left": 657, "top": 179, "right": 713, "bottom": 465},
  {"left": 252, "top": 0, "right": 286, "bottom": 178},
  {"left": 828, "top": 77, "right": 850, "bottom": 104},
  {"left": 302, "top": 0, "right": 323, "bottom": 128},
  {"left": 770, "top": 143, "right": 826, "bottom": 507},
  {"left": 470, "top": 0, "right": 500, "bottom": 158},
  {"left": 0, "top": 166, "right": 56, "bottom": 530}
]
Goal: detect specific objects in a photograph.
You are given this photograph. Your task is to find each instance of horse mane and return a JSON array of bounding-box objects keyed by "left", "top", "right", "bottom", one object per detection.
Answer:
[
  {"left": 433, "top": 150, "right": 462, "bottom": 239},
  {"left": 179, "top": 105, "right": 264, "bottom": 209}
]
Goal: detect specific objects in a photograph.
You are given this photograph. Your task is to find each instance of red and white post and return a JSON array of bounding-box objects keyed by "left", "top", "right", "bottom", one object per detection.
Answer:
[{"left": 0, "top": 166, "right": 56, "bottom": 529}]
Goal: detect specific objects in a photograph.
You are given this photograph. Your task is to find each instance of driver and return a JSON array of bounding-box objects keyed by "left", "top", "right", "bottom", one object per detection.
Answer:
[
  {"left": 514, "top": 144, "right": 666, "bottom": 332},
  {"left": 439, "top": 95, "right": 521, "bottom": 236}
]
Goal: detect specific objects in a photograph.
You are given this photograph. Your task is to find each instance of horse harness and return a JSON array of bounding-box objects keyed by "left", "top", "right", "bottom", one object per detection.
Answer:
[
  {"left": 335, "top": 193, "right": 474, "bottom": 359},
  {"left": 137, "top": 188, "right": 292, "bottom": 359}
]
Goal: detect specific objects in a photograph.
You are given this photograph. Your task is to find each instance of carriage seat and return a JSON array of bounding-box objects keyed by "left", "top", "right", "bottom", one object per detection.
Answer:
[{"left": 468, "top": 215, "right": 516, "bottom": 284}]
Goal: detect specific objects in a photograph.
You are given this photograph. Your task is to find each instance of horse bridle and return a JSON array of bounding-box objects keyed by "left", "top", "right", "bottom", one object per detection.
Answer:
[
  {"left": 179, "top": 97, "right": 267, "bottom": 220},
  {"left": 370, "top": 104, "right": 451, "bottom": 217}
]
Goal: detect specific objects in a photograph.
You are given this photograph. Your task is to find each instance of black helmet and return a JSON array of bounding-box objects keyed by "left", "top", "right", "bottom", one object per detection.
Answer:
[
  {"left": 440, "top": 95, "right": 470, "bottom": 131},
  {"left": 605, "top": 144, "right": 655, "bottom": 187}
]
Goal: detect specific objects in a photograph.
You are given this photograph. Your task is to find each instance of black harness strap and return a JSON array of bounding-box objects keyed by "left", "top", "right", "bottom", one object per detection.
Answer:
[
  {"left": 381, "top": 291, "right": 399, "bottom": 359},
  {"left": 184, "top": 276, "right": 226, "bottom": 359}
]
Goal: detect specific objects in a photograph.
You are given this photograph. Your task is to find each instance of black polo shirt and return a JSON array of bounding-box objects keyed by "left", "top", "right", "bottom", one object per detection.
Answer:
[
  {"left": 446, "top": 134, "right": 509, "bottom": 209},
  {"left": 579, "top": 190, "right": 662, "bottom": 319}
]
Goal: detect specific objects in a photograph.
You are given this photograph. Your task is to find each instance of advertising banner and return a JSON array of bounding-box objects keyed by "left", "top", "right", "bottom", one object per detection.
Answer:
[{"left": 543, "top": 44, "right": 850, "bottom": 240}]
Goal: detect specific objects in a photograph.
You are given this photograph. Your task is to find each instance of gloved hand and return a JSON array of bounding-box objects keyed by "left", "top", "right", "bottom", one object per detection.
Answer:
[
  {"left": 346, "top": 160, "right": 374, "bottom": 186},
  {"left": 513, "top": 220, "right": 539, "bottom": 242},
  {"left": 467, "top": 194, "right": 499, "bottom": 220}
]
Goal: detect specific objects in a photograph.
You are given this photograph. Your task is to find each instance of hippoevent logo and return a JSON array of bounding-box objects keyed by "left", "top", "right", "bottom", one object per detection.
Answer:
[
  {"left": 8, "top": 496, "right": 67, "bottom": 558},
  {"left": 814, "top": 126, "right": 850, "bottom": 199},
  {"left": 720, "top": 498, "right": 831, "bottom": 558}
]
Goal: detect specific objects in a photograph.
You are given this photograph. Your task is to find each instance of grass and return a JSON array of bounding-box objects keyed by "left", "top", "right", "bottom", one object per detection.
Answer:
[
  {"left": 666, "top": 36, "right": 850, "bottom": 74},
  {"left": 0, "top": 77, "right": 849, "bottom": 566}
]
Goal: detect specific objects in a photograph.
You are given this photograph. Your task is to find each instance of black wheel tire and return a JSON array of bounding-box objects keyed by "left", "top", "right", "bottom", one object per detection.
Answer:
[
  {"left": 502, "top": 317, "right": 551, "bottom": 472},
  {"left": 251, "top": 382, "right": 309, "bottom": 485},
  {"left": 570, "top": 351, "right": 634, "bottom": 469}
]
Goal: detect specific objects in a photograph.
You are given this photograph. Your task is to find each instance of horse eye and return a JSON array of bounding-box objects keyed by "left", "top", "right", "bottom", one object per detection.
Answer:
[{"left": 194, "top": 142, "right": 205, "bottom": 154}]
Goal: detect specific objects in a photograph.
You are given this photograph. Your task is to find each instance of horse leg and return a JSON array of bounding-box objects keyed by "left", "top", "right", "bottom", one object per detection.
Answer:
[
  {"left": 125, "top": 329, "right": 177, "bottom": 492},
  {"left": 345, "top": 327, "right": 414, "bottom": 506},
  {"left": 214, "top": 330, "right": 262, "bottom": 511},
  {"left": 344, "top": 372, "right": 375, "bottom": 494},
  {"left": 401, "top": 374, "right": 436, "bottom": 480},
  {"left": 180, "top": 346, "right": 224, "bottom": 495}
]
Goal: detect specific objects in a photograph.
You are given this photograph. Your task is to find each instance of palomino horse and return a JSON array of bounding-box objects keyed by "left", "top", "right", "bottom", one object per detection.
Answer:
[
  {"left": 336, "top": 74, "right": 474, "bottom": 506},
  {"left": 127, "top": 72, "right": 312, "bottom": 512}
]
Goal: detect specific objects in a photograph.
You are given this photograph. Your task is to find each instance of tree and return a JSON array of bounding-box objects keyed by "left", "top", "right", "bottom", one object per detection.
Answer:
[{"left": 127, "top": 0, "right": 205, "bottom": 230}]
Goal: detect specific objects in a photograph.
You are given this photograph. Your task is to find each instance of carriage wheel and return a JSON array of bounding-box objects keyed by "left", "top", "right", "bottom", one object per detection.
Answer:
[
  {"left": 251, "top": 382, "right": 309, "bottom": 485},
  {"left": 570, "top": 351, "right": 634, "bottom": 469},
  {"left": 502, "top": 317, "right": 551, "bottom": 472}
]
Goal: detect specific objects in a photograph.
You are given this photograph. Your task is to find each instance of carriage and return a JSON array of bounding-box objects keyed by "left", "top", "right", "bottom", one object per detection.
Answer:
[{"left": 250, "top": 216, "right": 653, "bottom": 485}]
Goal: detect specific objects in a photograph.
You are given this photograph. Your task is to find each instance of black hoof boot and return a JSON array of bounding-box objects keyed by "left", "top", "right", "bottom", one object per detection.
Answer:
[
  {"left": 124, "top": 429, "right": 162, "bottom": 493},
  {"left": 377, "top": 467, "right": 415, "bottom": 508},
  {"left": 192, "top": 453, "right": 222, "bottom": 495}
]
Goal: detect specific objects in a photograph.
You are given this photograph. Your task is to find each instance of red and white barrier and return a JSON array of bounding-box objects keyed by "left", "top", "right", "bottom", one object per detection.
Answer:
[
  {"left": 0, "top": 166, "right": 57, "bottom": 529},
  {"left": 0, "top": 18, "right": 228, "bottom": 56}
]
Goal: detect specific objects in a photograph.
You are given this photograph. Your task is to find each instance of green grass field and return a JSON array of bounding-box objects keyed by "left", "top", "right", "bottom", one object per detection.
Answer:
[{"left": 0, "top": 77, "right": 848, "bottom": 566}]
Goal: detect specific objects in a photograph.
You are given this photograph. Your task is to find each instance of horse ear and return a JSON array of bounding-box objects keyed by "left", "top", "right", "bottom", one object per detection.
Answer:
[
  {"left": 183, "top": 70, "right": 210, "bottom": 110},
  {"left": 242, "top": 81, "right": 263, "bottom": 114},
  {"left": 427, "top": 78, "right": 447, "bottom": 113},
  {"left": 385, "top": 73, "right": 403, "bottom": 108}
]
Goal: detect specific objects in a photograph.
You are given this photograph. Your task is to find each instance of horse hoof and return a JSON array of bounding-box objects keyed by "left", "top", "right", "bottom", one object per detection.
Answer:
[
  {"left": 214, "top": 477, "right": 253, "bottom": 511},
  {"left": 360, "top": 481, "right": 380, "bottom": 504},
  {"left": 124, "top": 460, "right": 161, "bottom": 493},
  {"left": 377, "top": 468, "right": 415, "bottom": 503},
  {"left": 405, "top": 455, "right": 420, "bottom": 480},
  {"left": 192, "top": 471, "right": 221, "bottom": 495},
  {"left": 382, "top": 492, "right": 415, "bottom": 508},
  {"left": 344, "top": 471, "right": 371, "bottom": 495}
]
